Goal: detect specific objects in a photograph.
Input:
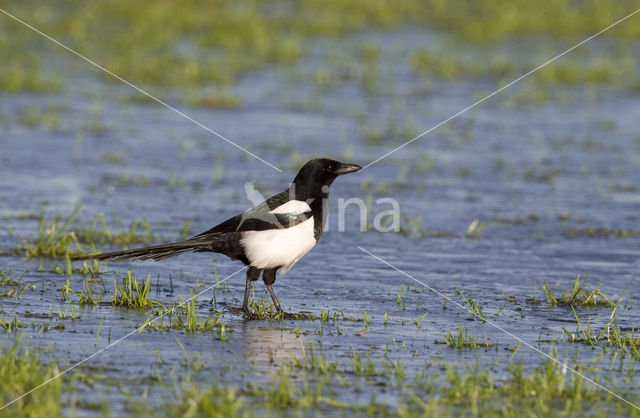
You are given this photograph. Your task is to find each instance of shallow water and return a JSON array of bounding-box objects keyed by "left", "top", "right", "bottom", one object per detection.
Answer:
[{"left": 1, "top": 27, "right": 640, "bottom": 413}]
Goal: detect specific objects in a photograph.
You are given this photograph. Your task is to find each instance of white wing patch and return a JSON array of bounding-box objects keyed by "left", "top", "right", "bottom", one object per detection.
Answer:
[
  {"left": 269, "top": 200, "right": 311, "bottom": 215},
  {"left": 240, "top": 216, "right": 316, "bottom": 273}
]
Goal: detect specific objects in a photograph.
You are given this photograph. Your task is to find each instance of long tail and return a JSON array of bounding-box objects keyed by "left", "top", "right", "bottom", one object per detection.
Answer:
[{"left": 71, "top": 237, "right": 211, "bottom": 262}]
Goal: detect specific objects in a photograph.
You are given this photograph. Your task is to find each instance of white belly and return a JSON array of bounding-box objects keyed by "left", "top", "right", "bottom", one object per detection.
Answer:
[{"left": 240, "top": 217, "right": 316, "bottom": 273}]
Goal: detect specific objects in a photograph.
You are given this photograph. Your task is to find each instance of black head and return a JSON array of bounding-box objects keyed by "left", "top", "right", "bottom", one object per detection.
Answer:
[{"left": 291, "top": 158, "right": 361, "bottom": 199}]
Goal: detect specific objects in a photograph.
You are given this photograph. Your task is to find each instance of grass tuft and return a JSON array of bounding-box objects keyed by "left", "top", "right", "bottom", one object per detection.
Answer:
[{"left": 541, "top": 274, "right": 616, "bottom": 307}]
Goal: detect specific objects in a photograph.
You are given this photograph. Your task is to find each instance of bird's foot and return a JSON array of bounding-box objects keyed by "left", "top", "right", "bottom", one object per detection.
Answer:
[
  {"left": 227, "top": 306, "right": 244, "bottom": 315},
  {"left": 227, "top": 305, "right": 271, "bottom": 319},
  {"left": 227, "top": 306, "right": 290, "bottom": 320},
  {"left": 243, "top": 311, "right": 264, "bottom": 320},
  {"left": 229, "top": 305, "right": 310, "bottom": 320}
]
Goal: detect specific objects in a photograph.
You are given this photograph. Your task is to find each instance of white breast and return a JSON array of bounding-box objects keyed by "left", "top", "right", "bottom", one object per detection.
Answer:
[{"left": 240, "top": 216, "right": 316, "bottom": 273}]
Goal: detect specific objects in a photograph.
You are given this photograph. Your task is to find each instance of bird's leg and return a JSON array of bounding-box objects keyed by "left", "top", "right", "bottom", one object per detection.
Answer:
[
  {"left": 242, "top": 267, "right": 261, "bottom": 313},
  {"left": 262, "top": 269, "right": 282, "bottom": 312},
  {"left": 266, "top": 286, "right": 281, "bottom": 313}
]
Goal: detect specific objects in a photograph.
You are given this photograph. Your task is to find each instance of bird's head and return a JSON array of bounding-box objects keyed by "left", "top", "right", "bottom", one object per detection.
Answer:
[{"left": 291, "top": 158, "right": 361, "bottom": 198}]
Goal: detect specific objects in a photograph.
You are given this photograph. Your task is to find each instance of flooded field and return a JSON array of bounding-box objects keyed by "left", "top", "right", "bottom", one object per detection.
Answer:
[{"left": 1, "top": 1, "right": 640, "bottom": 416}]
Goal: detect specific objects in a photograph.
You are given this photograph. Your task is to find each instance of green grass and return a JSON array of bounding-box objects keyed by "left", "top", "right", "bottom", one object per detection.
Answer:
[
  {"left": 244, "top": 297, "right": 284, "bottom": 320},
  {"left": 15, "top": 206, "right": 85, "bottom": 258},
  {"left": 168, "top": 293, "right": 226, "bottom": 336},
  {"left": 562, "top": 310, "right": 640, "bottom": 358},
  {"left": 0, "top": 269, "right": 25, "bottom": 287},
  {"left": 540, "top": 274, "right": 617, "bottom": 307},
  {"left": 563, "top": 224, "right": 640, "bottom": 239},
  {"left": 18, "top": 105, "right": 61, "bottom": 130},
  {"left": 3, "top": 0, "right": 639, "bottom": 95},
  {"left": 455, "top": 286, "right": 486, "bottom": 321},
  {"left": 73, "top": 212, "right": 156, "bottom": 247},
  {"left": 60, "top": 277, "right": 103, "bottom": 305},
  {"left": 150, "top": 379, "right": 246, "bottom": 417},
  {"left": 291, "top": 342, "right": 339, "bottom": 374},
  {"left": 184, "top": 89, "right": 242, "bottom": 109},
  {"left": 11, "top": 206, "right": 160, "bottom": 258},
  {"left": 351, "top": 350, "right": 379, "bottom": 376},
  {"left": 57, "top": 270, "right": 163, "bottom": 309},
  {"left": 112, "top": 270, "right": 163, "bottom": 309},
  {"left": 561, "top": 290, "right": 640, "bottom": 359},
  {"left": 438, "top": 322, "right": 495, "bottom": 350},
  {"left": 125, "top": 341, "right": 639, "bottom": 416},
  {"left": 407, "top": 353, "right": 631, "bottom": 416},
  {"left": 0, "top": 313, "right": 24, "bottom": 333},
  {"left": 362, "top": 110, "right": 418, "bottom": 146},
  {"left": 55, "top": 258, "right": 106, "bottom": 277},
  {"left": 0, "top": 335, "right": 66, "bottom": 416},
  {"left": 141, "top": 287, "right": 229, "bottom": 339},
  {"left": 0, "top": 53, "right": 62, "bottom": 93},
  {"left": 410, "top": 46, "right": 637, "bottom": 85}
]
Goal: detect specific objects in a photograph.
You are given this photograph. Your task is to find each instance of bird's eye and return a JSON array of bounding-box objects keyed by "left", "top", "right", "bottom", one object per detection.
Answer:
[{"left": 327, "top": 164, "right": 334, "bottom": 171}]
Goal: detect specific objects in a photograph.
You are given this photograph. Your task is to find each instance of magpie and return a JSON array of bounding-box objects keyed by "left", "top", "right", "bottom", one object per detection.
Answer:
[{"left": 72, "top": 158, "right": 361, "bottom": 313}]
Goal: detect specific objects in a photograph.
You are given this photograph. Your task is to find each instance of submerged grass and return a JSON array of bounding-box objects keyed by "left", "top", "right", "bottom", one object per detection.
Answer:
[
  {"left": 9, "top": 206, "right": 160, "bottom": 259},
  {"left": 126, "top": 341, "right": 639, "bottom": 416},
  {"left": 408, "top": 353, "right": 636, "bottom": 416},
  {"left": 2, "top": 263, "right": 638, "bottom": 415},
  {"left": 73, "top": 212, "right": 156, "bottom": 247}
]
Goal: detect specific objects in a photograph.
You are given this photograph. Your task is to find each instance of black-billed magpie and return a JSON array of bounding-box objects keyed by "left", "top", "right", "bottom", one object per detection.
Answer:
[{"left": 73, "top": 158, "right": 362, "bottom": 313}]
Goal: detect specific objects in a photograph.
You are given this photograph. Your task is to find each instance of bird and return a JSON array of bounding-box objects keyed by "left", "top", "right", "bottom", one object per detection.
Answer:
[{"left": 72, "top": 158, "right": 362, "bottom": 314}]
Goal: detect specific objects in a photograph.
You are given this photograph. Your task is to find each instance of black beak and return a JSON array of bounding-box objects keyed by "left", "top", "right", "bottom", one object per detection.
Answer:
[{"left": 334, "top": 162, "right": 362, "bottom": 175}]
